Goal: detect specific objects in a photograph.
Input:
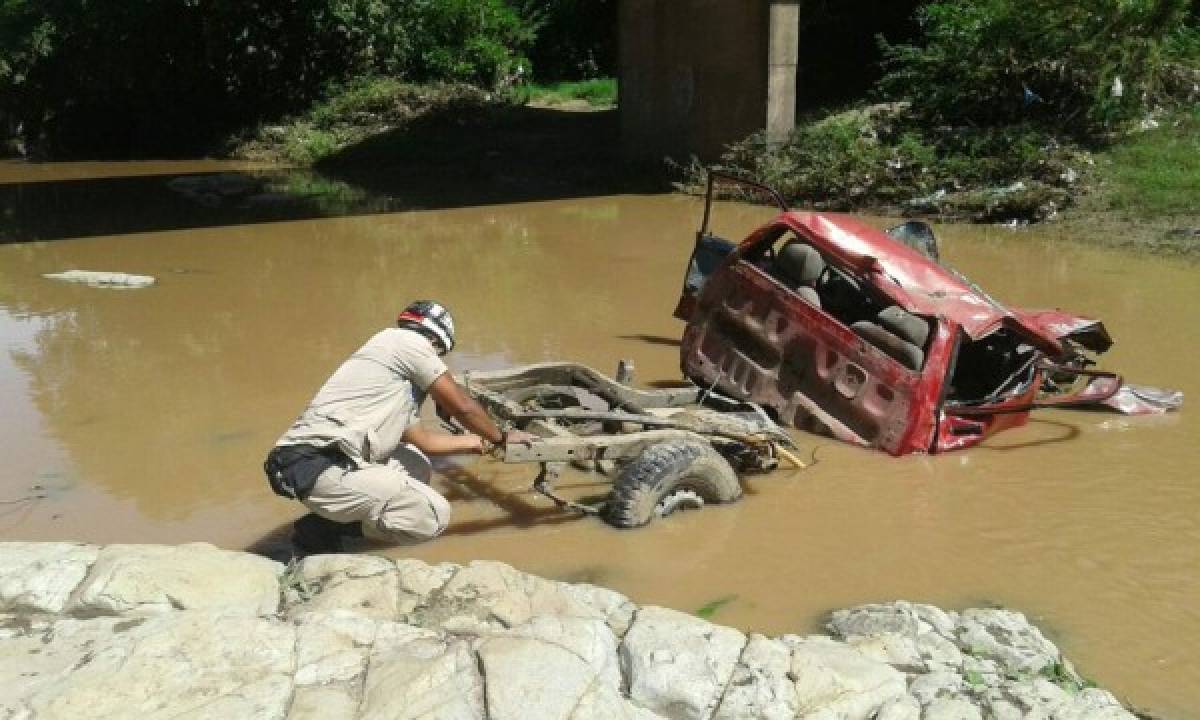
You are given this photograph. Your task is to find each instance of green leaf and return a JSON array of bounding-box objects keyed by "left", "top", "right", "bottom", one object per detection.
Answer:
[{"left": 696, "top": 595, "right": 738, "bottom": 619}]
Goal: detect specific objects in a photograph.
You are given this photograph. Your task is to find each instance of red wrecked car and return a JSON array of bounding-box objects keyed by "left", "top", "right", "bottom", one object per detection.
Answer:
[{"left": 675, "top": 171, "right": 1182, "bottom": 456}]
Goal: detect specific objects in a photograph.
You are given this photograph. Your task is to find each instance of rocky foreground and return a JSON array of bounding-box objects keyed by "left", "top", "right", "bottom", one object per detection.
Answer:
[{"left": 0, "top": 542, "right": 1136, "bottom": 719}]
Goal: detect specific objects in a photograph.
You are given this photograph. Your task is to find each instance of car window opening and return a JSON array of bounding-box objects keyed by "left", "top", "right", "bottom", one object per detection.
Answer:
[
  {"left": 744, "top": 231, "right": 933, "bottom": 372},
  {"left": 946, "top": 329, "right": 1039, "bottom": 405}
]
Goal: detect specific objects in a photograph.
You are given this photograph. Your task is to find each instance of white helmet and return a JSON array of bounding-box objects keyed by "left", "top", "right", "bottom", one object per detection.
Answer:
[{"left": 397, "top": 300, "right": 456, "bottom": 355}]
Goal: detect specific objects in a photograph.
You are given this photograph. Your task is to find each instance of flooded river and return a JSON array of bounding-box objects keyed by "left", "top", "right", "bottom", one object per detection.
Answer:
[{"left": 1, "top": 161, "right": 1197, "bottom": 717}]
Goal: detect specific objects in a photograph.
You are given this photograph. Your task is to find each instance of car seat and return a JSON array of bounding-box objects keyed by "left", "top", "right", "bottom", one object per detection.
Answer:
[{"left": 776, "top": 241, "right": 826, "bottom": 307}]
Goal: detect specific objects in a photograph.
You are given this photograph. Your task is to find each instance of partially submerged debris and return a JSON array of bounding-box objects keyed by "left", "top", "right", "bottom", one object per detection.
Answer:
[{"left": 42, "top": 270, "right": 156, "bottom": 288}]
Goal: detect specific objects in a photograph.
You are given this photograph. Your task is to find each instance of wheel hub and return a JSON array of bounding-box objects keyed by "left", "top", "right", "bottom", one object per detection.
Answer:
[{"left": 655, "top": 488, "right": 704, "bottom": 517}]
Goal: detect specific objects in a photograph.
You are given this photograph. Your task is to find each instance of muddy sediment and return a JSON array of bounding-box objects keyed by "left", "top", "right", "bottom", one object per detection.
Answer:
[{"left": 0, "top": 162, "right": 1196, "bottom": 717}]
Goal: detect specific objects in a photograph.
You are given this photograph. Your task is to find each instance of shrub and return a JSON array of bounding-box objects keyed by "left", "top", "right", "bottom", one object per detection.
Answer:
[
  {"left": 877, "top": 0, "right": 1198, "bottom": 139},
  {"left": 0, "top": 0, "right": 537, "bottom": 157}
]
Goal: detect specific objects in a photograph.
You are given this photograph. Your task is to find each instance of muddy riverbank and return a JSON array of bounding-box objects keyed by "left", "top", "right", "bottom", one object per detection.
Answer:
[
  {"left": 0, "top": 161, "right": 1197, "bottom": 716},
  {"left": 0, "top": 541, "right": 1141, "bottom": 719}
]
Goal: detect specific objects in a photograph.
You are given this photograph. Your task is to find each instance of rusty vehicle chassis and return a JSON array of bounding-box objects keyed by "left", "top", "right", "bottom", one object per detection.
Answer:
[{"left": 455, "top": 362, "right": 790, "bottom": 514}]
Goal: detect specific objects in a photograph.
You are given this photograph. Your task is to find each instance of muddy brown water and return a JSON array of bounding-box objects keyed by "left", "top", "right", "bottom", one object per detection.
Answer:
[{"left": 2, "top": 161, "right": 1197, "bottom": 716}]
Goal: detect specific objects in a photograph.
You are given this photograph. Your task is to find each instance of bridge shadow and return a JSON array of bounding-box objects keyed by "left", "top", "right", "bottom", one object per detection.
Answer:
[{"left": 2, "top": 106, "right": 667, "bottom": 244}]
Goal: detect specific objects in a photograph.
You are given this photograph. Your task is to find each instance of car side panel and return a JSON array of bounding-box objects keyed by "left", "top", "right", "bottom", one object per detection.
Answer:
[{"left": 681, "top": 260, "right": 945, "bottom": 455}]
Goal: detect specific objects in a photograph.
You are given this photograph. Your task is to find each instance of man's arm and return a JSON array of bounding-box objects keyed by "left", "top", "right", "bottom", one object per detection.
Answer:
[
  {"left": 425, "top": 373, "right": 535, "bottom": 446},
  {"left": 427, "top": 373, "right": 504, "bottom": 443},
  {"left": 402, "top": 423, "right": 484, "bottom": 456}
]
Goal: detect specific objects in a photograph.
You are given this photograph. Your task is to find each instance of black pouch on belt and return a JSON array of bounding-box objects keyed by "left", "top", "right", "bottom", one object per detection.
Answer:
[{"left": 263, "top": 444, "right": 348, "bottom": 500}]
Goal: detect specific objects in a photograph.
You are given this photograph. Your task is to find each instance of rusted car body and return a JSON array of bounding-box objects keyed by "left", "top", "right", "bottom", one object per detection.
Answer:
[{"left": 675, "top": 172, "right": 1181, "bottom": 456}]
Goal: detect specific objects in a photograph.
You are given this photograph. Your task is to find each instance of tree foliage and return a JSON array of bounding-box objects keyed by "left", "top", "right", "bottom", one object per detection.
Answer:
[
  {"left": 0, "top": 0, "right": 538, "bottom": 156},
  {"left": 878, "top": 0, "right": 1200, "bottom": 138}
]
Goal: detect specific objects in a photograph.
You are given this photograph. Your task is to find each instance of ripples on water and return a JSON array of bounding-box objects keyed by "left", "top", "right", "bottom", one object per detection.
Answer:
[{"left": 0, "top": 162, "right": 1196, "bottom": 717}]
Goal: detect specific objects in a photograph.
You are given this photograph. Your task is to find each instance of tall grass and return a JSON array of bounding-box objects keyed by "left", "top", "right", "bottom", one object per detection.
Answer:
[
  {"left": 524, "top": 78, "right": 616, "bottom": 107},
  {"left": 1103, "top": 110, "right": 1200, "bottom": 217}
]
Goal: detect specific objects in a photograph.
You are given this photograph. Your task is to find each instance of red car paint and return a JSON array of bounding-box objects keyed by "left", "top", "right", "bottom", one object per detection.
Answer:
[{"left": 674, "top": 175, "right": 1173, "bottom": 455}]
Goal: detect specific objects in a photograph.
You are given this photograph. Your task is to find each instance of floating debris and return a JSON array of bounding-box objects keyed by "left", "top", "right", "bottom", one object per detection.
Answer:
[{"left": 43, "top": 270, "right": 156, "bottom": 288}]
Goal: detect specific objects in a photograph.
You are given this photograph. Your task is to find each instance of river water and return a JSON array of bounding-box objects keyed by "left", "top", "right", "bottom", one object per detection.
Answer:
[{"left": 1, "top": 161, "right": 1196, "bottom": 717}]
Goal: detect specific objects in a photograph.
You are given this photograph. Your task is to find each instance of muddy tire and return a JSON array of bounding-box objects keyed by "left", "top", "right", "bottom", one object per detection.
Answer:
[{"left": 604, "top": 442, "right": 741, "bottom": 528}]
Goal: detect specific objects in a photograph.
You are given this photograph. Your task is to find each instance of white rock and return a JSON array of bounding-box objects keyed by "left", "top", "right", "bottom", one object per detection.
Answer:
[
  {"left": 570, "top": 681, "right": 667, "bottom": 720},
  {"left": 477, "top": 635, "right": 601, "bottom": 720},
  {"left": 830, "top": 602, "right": 963, "bottom": 671},
  {"left": 69, "top": 543, "right": 283, "bottom": 617},
  {"left": 783, "top": 635, "right": 908, "bottom": 719},
  {"left": 0, "top": 542, "right": 98, "bottom": 613},
  {"left": 486, "top": 615, "right": 623, "bottom": 690},
  {"left": 908, "top": 671, "right": 966, "bottom": 706},
  {"left": 994, "top": 677, "right": 1072, "bottom": 715},
  {"left": 560, "top": 581, "right": 638, "bottom": 637},
  {"left": 394, "top": 557, "right": 458, "bottom": 614},
  {"left": 1057, "top": 688, "right": 1139, "bottom": 720},
  {"left": 42, "top": 270, "right": 156, "bottom": 288},
  {"left": 287, "top": 685, "right": 361, "bottom": 720},
  {"left": 621, "top": 605, "right": 747, "bottom": 720},
  {"left": 412, "top": 560, "right": 625, "bottom": 634},
  {"left": 712, "top": 633, "right": 796, "bottom": 720},
  {"left": 0, "top": 611, "right": 294, "bottom": 719},
  {"left": 285, "top": 554, "right": 400, "bottom": 620},
  {"left": 874, "top": 694, "right": 920, "bottom": 720},
  {"left": 359, "top": 626, "right": 484, "bottom": 720},
  {"left": 924, "top": 696, "right": 983, "bottom": 720},
  {"left": 292, "top": 611, "right": 377, "bottom": 687},
  {"left": 955, "top": 608, "right": 1060, "bottom": 676}
]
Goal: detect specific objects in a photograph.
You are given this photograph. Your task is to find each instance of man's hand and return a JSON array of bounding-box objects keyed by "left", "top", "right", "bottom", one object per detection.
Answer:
[{"left": 503, "top": 429, "right": 537, "bottom": 447}]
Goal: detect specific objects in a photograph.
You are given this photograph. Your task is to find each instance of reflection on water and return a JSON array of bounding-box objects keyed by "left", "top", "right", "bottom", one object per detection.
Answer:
[{"left": 0, "top": 163, "right": 1198, "bottom": 717}]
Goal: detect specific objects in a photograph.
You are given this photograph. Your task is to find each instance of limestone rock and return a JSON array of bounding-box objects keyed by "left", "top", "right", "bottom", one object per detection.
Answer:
[
  {"left": 782, "top": 635, "right": 907, "bottom": 719},
  {"left": 874, "top": 694, "right": 921, "bottom": 720},
  {"left": 0, "top": 542, "right": 98, "bottom": 613},
  {"left": 1057, "top": 688, "right": 1139, "bottom": 720},
  {"left": 908, "top": 671, "right": 966, "bottom": 706},
  {"left": 394, "top": 557, "right": 459, "bottom": 614},
  {"left": 0, "top": 610, "right": 294, "bottom": 719},
  {"left": 924, "top": 696, "right": 983, "bottom": 720},
  {"left": 829, "top": 602, "right": 963, "bottom": 672},
  {"left": 285, "top": 554, "right": 400, "bottom": 620},
  {"left": 411, "top": 560, "right": 627, "bottom": 635},
  {"left": 570, "top": 682, "right": 667, "bottom": 720},
  {"left": 359, "top": 624, "right": 484, "bottom": 720},
  {"left": 621, "top": 605, "right": 747, "bottom": 720},
  {"left": 292, "top": 611, "right": 377, "bottom": 687},
  {"left": 69, "top": 543, "right": 283, "bottom": 617},
  {"left": 984, "top": 677, "right": 1072, "bottom": 717},
  {"left": 287, "top": 686, "right": 362, "bottom": 720},
  {"left": 485, "top": 615, "right": 622, "bottom": 689},
  {"left": 954, "top": 608, "right": 1060, "bottom": 676},
  {"left": 477, "top": 634, "right": 602, "bottom": 720},
  {"left": 712, "top": 633, "right": 796, "bottom": 720},
  {"left": 559, "top": 581, "right": 638, "bottom": 638}
]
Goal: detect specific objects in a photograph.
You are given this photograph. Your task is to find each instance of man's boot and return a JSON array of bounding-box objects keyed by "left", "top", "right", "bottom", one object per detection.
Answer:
[{"left": 292, "top": 513, "right": 363, "bottom": 555}]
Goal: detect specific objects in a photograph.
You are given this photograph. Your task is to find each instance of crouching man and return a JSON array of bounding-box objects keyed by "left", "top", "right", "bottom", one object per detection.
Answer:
[{"left": 264, "top": 300, "right": 534, "bottom": 553}]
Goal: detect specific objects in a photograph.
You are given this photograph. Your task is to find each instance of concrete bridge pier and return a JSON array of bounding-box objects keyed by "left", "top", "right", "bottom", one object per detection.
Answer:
[{"left": 618, "top": 0, "right": 799, "bottom": 163}]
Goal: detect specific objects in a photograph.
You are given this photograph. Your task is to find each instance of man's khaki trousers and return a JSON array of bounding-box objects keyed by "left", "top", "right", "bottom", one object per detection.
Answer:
[{"left": 302, "top": 445, "right": 450, "bottom": 544}]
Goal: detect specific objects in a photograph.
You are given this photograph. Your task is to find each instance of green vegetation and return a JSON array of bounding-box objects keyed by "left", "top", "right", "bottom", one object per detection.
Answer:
[
  {"left": 232, "top": 79, "right": 500, "bottom": 166},
  {"left": 524, "top": 78, "right": 617, "bottom": 108},
  {"left": 0, "top": 0, "right": 614, "bottom": 158},
  {"left": 1102, "top": 109, "right": 1200, "bottom": 217},
  {"left": 695, "top": 594, "right": 738, "bottom": 620},
  {"left": 695, "top": 0, "right": 1200, "bottom": 233}
]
